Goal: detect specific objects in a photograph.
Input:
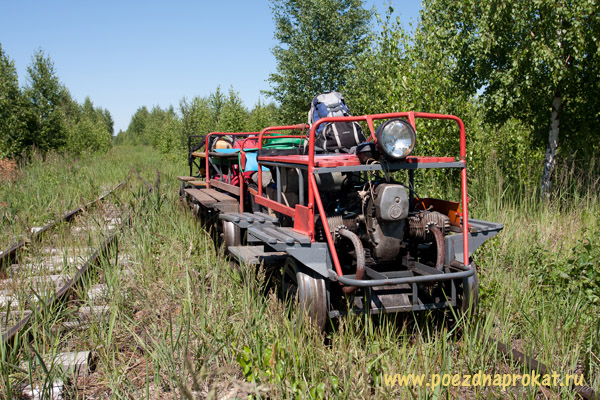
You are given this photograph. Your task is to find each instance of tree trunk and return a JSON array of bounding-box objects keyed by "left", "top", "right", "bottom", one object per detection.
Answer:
[{"left": 540, "top": 94, "right": 562, "bottom": 198}]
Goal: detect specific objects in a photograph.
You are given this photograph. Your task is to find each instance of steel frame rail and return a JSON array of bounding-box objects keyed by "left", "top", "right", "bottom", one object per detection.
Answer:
[{"left": 0, "top": 173, "right": 134, "bottom": 346}]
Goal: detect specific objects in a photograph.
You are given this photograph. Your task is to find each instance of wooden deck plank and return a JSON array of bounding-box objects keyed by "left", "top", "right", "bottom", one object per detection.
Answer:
[
  {"left": 184, "top": 188, "right": 218, "bottom": 207},
  {"left": 177, "top": 176, "right": 196, "bottom": 181},
  {"left": 188, "top": 180, "right": 206, "bottom": 187},
  {"left": 203, "top": 188, "right": 238, "bottom": 203},
  {"left": 208, "top": 151, "right": 240, "bottom": 158},
  {"left": 209, "top": 180, "right": 240, "bottom": 196}
]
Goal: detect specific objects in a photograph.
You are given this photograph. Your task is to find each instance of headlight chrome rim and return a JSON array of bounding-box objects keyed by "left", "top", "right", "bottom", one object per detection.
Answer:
[{"left": 375, "top": 118, "right": 416, "bottom": 160}]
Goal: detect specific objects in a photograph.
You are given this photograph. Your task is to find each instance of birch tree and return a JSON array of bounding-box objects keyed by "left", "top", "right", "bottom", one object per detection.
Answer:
[
  {"left": 266, "top": 0, "right": 372, "bottom": 122},
  {"left": 421, "top": 0, "right": 600, "bottom": 196}
]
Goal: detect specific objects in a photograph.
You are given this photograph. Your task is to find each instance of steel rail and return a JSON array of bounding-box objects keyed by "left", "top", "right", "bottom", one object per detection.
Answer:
[
  {"left": 489, "top": 335, "right": 598, "bottom": 399},
  {"left": 0, "top": 175, "right": 130, "bottom": 268},
  {"left": 0, "top": 170, "right": 149, "bottom": 347}
]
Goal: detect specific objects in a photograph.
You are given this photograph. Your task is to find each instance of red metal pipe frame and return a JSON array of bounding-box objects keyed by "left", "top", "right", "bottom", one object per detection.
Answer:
[
  {"left": 256, "top": 124, "right": 309, "bottom": 198},
  {"left": 254, "top": 195, "right": 296, "bottom": 218},
  {"left": 252, "top": 113, "right": 470, "bottom": 277},
  {"left": 306, "top": 112, "right": 471, "bottom": 276},
  {"left": 309, "top": 173, "right": 343, "bottom": 277},
  {"left": 203, "top": 132, "right": 258, "bottom": 213}
]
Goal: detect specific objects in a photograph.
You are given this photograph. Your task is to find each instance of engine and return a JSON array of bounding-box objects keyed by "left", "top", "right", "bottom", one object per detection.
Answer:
[
  {"left": 365, "top": 183, "right": 409, "bottom": 261},
  {"left": 318, "top": 176, "right": 450, "bottom": 267}
]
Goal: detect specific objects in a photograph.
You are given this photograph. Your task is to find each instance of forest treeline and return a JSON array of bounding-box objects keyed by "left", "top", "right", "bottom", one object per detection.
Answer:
[
  {"left": 114, "top": 87, "right": 280, "bottom": 155},
  {"left": 117, "top": 0, "right": 599, "bottom": 196},
  {"left": 0, "top": 44, "right": 113, "bottom": 159},
  {"left": 2, "top": 0, "right": 597, "bottom": 197}
]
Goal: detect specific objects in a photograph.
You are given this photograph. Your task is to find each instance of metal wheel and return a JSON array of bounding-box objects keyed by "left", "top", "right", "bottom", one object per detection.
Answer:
[
  {"left": 458, "top": 262, "right": 479, "bottom": 314},
  {"left": 179, "top": 182, "right": 187, "bottom": 206},
  {"left": 281, "top": 257, "right": 328, "bottom": 331},
  {"left": 221, "top": 220, "right": 241, "bottom": 250}
]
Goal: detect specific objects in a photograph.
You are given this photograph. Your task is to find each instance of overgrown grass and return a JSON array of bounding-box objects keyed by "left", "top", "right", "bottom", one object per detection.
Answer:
[
  {"left": 0, "top": 146, "right": 175, "bottom": 245},
  {"left": 1, "top": 146, "right": 598, "bottom": 399}
]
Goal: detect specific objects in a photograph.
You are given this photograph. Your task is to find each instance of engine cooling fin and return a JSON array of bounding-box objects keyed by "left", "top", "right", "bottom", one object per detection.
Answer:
[
  {"left": 408, "top": 211, "right": 450, "bottom": 242},
  {"left": 327, "top": 215, "right": 358, "bottom": 236}
]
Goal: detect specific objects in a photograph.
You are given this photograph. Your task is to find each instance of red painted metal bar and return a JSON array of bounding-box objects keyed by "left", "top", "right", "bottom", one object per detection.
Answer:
[
  {"left": 254, "top": 195, "right": 296, "bottom": 218},
  {"left": 203, "top": 132, "right": 258, "bottom": 214},
  {"left": 256, "top": 124, "right": 309, "bottom": 197},
  {"left": 407, "top": 111, "right": 416, "bottom": 130},
  {"left": 309, "top": 173, "right": 343, "bottom": 277},
  {"left": 365, "top": 116, "right": 376, "bottom": 142},
  {"left": 239, "top": 173, "right": 244, "bottom": 213}
]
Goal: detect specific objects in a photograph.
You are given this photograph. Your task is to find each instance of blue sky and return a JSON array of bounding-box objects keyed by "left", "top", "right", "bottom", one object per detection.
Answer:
[{"left": 0, "top": 1, "right": 422, "bottom": 133}]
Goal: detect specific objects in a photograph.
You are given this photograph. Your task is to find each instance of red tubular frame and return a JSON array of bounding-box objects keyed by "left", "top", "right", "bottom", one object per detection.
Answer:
[
  {"left": 202, "top": 113, "right": 470, "bottom": 280},
  {"left": 256, "top": 124, "right": 309, "bottom": 197},
  {"left": 253, "top": 112, "right": 470, "bottom": 278},
  {"left": 203, "top": 131, "right": 259, "bottom": 213}
]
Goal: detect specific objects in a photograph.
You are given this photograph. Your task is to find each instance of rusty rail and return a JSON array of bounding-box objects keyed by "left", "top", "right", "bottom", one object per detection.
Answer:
[
  {"left": 0, "top": 171, "right": 142, "bottom": 347},
  {"left": 0, "top": 176, "right": 129, "bottom": 268},
  {"left": 491, "top": 336, "right": 598, "bottom": 399}
]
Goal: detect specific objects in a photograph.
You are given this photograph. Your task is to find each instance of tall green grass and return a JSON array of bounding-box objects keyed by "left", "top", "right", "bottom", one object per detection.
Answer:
[{"left": 0, "top": 146, "right": 597, "bottom": 398}]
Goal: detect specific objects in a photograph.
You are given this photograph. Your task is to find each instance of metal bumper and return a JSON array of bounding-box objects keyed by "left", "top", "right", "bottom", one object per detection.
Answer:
[{"left": 331, "top": 262, "right": 475, "bottom": 287}]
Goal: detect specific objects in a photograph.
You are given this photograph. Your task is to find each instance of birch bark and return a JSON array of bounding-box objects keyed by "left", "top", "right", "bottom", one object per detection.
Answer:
[{"left": 541, "top": 94, "right": 562, "bottom": 197}]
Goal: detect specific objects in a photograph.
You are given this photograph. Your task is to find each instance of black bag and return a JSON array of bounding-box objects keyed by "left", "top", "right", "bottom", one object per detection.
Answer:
[{"left": 316, "top": 121, "right": 366, "bottom": 153}]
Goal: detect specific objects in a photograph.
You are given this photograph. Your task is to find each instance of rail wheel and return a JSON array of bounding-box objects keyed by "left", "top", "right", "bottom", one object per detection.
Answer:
[
  {"left": 221, "top": 220, "right": 241, "bottom": 250},
  {"left": 179, "top": 183, "right": 187, "bottom": 206},
  {"left": 458, "top": 262, "right": 479, "bottom": 314},
  {"left": 281, "top": 257, "right": 328, "bottom": 331}
]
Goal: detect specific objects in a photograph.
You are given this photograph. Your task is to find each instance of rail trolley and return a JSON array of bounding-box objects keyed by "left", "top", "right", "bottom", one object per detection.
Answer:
[{"left": 178, "top": 112, "right": 502, "bottom": 330}]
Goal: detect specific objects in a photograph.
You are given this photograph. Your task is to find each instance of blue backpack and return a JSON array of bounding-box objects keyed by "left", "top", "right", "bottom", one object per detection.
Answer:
[{"left": 308, "top": 92, "right": 365, "bottom": 152}]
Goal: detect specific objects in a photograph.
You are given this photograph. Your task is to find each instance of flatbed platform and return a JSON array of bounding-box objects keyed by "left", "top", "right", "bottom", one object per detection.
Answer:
[
  {"left": 184, "top": 188, "right": 238, "bottom": 212},
  {"left": 228, "top": 245, "right": 287, "bottom": 266}
]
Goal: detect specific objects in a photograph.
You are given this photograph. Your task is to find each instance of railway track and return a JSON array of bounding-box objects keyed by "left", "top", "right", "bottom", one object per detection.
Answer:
[
  {"left": 491, "top": 334, "right": 598, "bottom": 399},
  {"left": 0, "top": 163, "right": 594, "bottom": 398},
  {"left": 0, "top": 171, "right": 154, "bottom": 398}
]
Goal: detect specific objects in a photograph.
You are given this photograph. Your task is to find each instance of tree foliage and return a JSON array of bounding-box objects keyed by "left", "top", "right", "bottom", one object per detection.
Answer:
[
  {"left": 0, "top": 44, "right": 113, "bottom": 159},
  {"left": 266, "top": 0, "right": 372, "bottom": 122},
  {"left": 246, "top": 99, "right": 282, "bottom": 132},
  {"left": 420, "top": 0, "right": 600, "bottom": 194},
  {"left": 344, "top": 8, "right": 475, "bottom": 158},
  {"left": 24, "top": 50, "right": 68, "bottom": 153},
  {"left": 0, "top": 43, "right": 31, "bottom": 158},
  {"left": 64, "top": 96, "right": 113, "bottom": 155},
  {"left": 117, "top": 87, "right": 280, "bottom": 156}
]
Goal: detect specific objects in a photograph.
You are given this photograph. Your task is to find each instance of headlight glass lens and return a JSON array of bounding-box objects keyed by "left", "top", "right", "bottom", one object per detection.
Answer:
[{"left": 376, "top": 118, "right": 416, "bottom": 160}]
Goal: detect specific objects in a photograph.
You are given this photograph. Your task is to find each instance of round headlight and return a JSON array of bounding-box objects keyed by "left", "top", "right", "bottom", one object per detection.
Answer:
[{"left": 375, "top": 118, "right": 416, "bottom": 160}]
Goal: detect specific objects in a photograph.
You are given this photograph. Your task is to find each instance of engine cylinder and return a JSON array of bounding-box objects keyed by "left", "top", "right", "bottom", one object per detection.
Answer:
[
  {"left": 408, "top": 211, "right": 450, "bottom": 242},
  {"left": 366, "top": 184, "right": 409, "bottom": 261}
]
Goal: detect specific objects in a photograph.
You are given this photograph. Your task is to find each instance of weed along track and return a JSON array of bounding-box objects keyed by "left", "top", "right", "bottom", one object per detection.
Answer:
[
  {"left": 0, "top": 170, "right": 154, "bottom": 398},
  {"left": 176, "top": 111, "right": 599, "bottom": 398},
  {"left": 0, "top": 143, "right": 595, "bottom": 398}
]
